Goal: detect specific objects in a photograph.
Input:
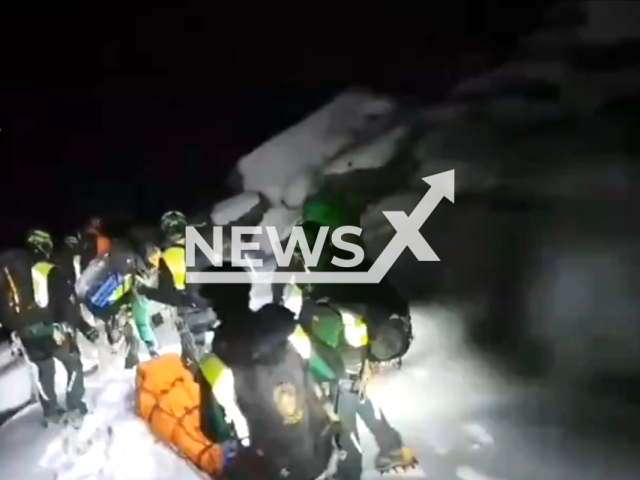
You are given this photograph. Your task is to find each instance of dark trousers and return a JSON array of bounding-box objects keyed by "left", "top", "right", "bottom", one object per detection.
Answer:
[
  {"left": 33, "top": 343, "right": 86, "bottom": 415},
  {"left": 336, "top": 389, "right": 403, "bottom": 479}
]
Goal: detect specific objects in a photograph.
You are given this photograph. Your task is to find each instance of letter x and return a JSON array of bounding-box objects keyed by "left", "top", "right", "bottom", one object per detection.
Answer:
[{"left": 382, "top": 210, "right": 439, "bottom": 261}]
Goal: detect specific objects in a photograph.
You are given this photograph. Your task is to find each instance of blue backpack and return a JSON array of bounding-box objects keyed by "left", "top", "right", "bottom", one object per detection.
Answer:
[{"left": 85, "top": 271, "right": 133, "bottom": 319}]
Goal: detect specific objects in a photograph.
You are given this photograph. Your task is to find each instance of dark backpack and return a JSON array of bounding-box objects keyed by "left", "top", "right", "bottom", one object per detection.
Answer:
[
  {"left": 232, "top": 344, "right": 335, "bottom": 480},
  {"left": 216, "top": 305, "right": 335, "bottom": 480},
  {"left": 0, "top": 249, "right": 37, "bottom": 330}
]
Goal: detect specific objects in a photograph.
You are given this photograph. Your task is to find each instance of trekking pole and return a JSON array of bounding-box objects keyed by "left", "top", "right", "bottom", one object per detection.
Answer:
[{"left": 173, "top": 313, "right": 199, "bottom": 366}]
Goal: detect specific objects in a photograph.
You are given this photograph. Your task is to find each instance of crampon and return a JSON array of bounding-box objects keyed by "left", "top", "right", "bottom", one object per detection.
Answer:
[
  {"left": 375, "top": 447, "right": 419, "bottom": 474},
  {"left": 370, "top": 358, "right": 403, "bottom": 375}
]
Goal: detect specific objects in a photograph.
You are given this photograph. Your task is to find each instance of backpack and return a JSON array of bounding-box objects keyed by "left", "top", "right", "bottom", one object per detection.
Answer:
[
  {"left": 216, "top": 305, "right": 336, "bottom": 479},
  {"left": 233, "top": 343, "right": 336, "bottom": 479},
  {"left": 78, "top": 250, "right": 134, "bottom": 319},
  {"left": 0, "top": 249, "right": 37, "bottom": 330}
]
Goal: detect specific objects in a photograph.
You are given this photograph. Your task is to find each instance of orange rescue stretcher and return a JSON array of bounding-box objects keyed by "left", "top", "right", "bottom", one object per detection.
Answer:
[{"left": 135, "top": 353, "right": 225, "bottom": 477}]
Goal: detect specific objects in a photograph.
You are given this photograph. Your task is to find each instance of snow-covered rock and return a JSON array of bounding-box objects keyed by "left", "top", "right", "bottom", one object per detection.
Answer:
[
  {"left": 251, "top": 206, "right": 302, "bottom": 255},
  {"left": 211, "top": 192, "right": 261, "bottom": 226},
  {"left": 233, "top": 90, "right": 398, "bottom": 206},
  {"left": 282, "top": 172, "right": 320, "bottom": 209},
  {"left": 322, "top": 126, "right": 410, "bottom": 176}
]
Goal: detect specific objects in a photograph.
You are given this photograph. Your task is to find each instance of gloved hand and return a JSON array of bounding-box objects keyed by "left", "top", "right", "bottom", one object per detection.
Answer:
[
  {"left": 175, "top": 291, "right": 201, "bottom": 309},
  {"left": 52, "top": 324, "right": 67, "bottom": 346},
  {"left": 145, "top": 341, "right": 160, "bottom": 358},
  {"left": 190, "top": 295, "right": 210, "bottom": 310},
  {"left": 84, "top": 326, "right": 100, "bottom": 343},
  {"left": 224, "top": 443, "right": 273, "bottom": 480},
  {"left": 181, "top": 351, "right": 198, "bottom": 373}
]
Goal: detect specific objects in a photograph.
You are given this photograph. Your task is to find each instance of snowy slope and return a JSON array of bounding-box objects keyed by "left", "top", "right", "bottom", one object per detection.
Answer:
[
  {"left": 0, "top": 343, "right": 77, "bottom": 417},
  {"left": 0, "top": 296, "right": 516, "bottom": 480},
  {"left": 3, "top": 300, "right": 640, "bottom": 480},
  {"left": 0, "top": 371, "right": 204, "bottom": 480},
  {"left": 0, "top": 322, "right": 189, "bottom": 480}
]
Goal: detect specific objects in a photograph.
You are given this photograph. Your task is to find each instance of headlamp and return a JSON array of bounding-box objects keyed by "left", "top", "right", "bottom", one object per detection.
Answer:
[{"left": 341, "top": 310, "right": 368, "bottom": 348}]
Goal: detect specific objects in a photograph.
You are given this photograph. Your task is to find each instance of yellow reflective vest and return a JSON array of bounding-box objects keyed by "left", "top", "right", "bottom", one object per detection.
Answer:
[
  {"left": 162, "top": 239, "right": 186, "bottom": 291},
  {"left": 31, "top": 261, "right": 55, "bottom": 308},
  {"left": 109, "top": 273, "right": 134, "bottom": 303}
]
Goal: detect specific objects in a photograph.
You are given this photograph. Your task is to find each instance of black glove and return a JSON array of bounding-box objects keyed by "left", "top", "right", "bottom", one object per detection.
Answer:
[
  {"left": 84, "top": 327, "right": 100, "bottom": 343},
  {"left": 190, "top": 295, "right": 210, "bottom": 310}
]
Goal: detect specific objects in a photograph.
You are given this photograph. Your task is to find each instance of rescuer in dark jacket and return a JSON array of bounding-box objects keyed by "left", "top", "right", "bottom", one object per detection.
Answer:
[
  {"left": 14, "top": 230, "right": 98, "bottom": 426},
  {"left": 203, "top": 263, "right": 341, "bottom": 480},
  {"left": 55, "top": 231, "right": 102, "bottom": 375},
  {"left": 76, "top": 238, "right": 161, "bottom": 368},
  {"left": 56, "top": 233, "right": 83, "bottom": 288},
  {"left": 137, "top": 211, "right": 216, "bottom": 366}
]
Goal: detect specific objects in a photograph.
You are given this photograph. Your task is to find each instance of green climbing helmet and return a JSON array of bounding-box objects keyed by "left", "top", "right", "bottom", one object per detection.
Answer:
[
  {"left": 160, "top": 210, "right": 187, "bottom": 242},
  {"left": 26, "top": 229, "right": 53, "bottom": 257},
  {"left": 301, "top": 196, "right": 351, "bottom": 233}
]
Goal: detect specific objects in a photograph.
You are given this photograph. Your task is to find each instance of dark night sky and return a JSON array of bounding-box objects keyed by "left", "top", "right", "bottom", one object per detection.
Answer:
[{"left": 0, "top": 1, "right": 551, "bottom": 248}]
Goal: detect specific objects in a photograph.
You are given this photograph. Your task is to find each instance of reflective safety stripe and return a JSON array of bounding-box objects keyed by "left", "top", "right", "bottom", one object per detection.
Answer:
[
  {"left": 200, "top": 354, "right": 250, "bottom": 441},
  {"left": 72, "top": 255, "right": 81, "bottom": 282},
  {"left": 108, "top": 273, "right": 133, "bottom": 303},
  {"left": 162, "top": 246, "right": 186, "bottom": 290},
  {"left": 3, "top": 267, "right": 21, "bottom": 314},
  {"left": 200, "top": 354, "right": 227, "bottom": 387},
  {"left": 288, "top": 324, "right": 312, "bottom": 359},
  {"left": 31, "top": 262, "right": 54, "bottom": 308}
]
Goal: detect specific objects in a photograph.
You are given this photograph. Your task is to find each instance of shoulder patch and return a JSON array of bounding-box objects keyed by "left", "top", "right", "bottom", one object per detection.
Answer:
[{"left": 273, "top": 382, "right": 304, "bottom": 425}]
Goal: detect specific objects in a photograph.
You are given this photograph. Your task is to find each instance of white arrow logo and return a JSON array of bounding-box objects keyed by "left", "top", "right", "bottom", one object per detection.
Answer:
[
  {"left": 367, "top": 169, "right": 455, "bottom": 282},
  {"left": 188, "top": 170, "right": 455, "bottom": 283}
]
